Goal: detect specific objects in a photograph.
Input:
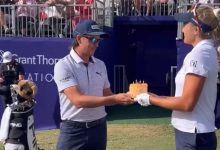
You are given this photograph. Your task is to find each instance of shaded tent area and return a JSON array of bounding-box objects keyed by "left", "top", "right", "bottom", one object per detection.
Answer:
[{"left": 107, "top": 104, "right": 171, "bottom": 124}]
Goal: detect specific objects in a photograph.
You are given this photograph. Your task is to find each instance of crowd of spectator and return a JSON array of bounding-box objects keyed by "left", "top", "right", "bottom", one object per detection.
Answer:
[
  {"left": 119, "top": 0, "right": 220, "bottom": 16},
  {"left": 0, "top": 0, "right": 220, "bottom": 37},
  {"left": 0, "top": 0, "right": 93, "bottom": 37}
]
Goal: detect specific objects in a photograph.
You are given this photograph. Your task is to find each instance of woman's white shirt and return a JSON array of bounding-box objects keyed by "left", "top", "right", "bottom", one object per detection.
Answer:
[{"left": 172, "top": 39, "right": 218, "bottom": 133}]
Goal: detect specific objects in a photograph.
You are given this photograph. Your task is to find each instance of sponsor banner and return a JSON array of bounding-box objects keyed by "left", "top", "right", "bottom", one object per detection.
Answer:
[{"left": 0, "top": 37, "right": 72, "bottom": 130}]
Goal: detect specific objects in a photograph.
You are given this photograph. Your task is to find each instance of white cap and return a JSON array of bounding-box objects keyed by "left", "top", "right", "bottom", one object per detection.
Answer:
[{"left": 2, "top": 51, "right": 12, "bottom": 63}]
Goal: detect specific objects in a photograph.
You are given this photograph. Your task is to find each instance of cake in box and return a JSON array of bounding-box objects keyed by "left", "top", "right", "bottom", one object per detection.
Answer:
[{"left": 129, "top": 81, "right": 148, "bottom": 98}]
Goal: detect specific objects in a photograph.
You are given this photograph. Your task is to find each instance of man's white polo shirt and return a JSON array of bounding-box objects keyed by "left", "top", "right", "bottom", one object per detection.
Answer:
[
  {"left": 172, "top": 39, "right": 218, "bottom": 133},
  {"left": 54, "top": 49, "right": 110, "bottom": 121}
]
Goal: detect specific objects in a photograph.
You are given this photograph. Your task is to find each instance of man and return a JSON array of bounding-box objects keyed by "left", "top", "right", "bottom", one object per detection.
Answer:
[
  {"left": 0, "top": 51, "right": 25, "bottom": 108},
  {"left": 54, "top": 19, "right": 134, "bottom": 150}
]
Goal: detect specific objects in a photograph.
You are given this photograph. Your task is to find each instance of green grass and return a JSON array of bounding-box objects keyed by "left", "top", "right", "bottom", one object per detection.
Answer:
[
  {"left": 0, "top": 105, "right": 220, "bottom": 150},
  {"left": 107, "top": 124, "right": 175, "bottom": 150},
  {"left": 4, "top": 124, "right": 217, "bottom": 150}
]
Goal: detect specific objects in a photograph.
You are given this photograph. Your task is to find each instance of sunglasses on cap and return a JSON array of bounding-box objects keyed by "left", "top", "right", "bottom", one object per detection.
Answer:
[
  {"left": 191, "top": 3, "right": 201, "bottom": 30},
  {"left": 188, "top": 3, "right": 213, "bottom": 32},
  {"left": 82, "top": 36, "right": 102, "bottom": 44}
]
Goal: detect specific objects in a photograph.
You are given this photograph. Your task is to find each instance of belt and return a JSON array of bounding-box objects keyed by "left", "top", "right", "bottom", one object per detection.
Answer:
[{"left": 62, "top": 117, "right": 106, "bottom": 128}]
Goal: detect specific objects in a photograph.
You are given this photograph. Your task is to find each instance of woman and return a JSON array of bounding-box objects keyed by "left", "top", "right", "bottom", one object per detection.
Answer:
[{"left": 135, "top": 4, "right": 220, "bottom": 150}]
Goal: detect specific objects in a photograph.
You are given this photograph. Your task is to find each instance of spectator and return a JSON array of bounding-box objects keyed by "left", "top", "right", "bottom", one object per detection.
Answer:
[
  {"left": 136, "top": 4, "right": 220, "bottom": 150},
  {"left": 16, "top": 0, "right": 38, "bottom": 36},
  {"left": 0, "top": 51, "right": 25, "bottom": 108},
  {"left": 133, "top": 0, "right": 153, "bottom": 16},
  {"left": 193, "top": 0, "right": 212, "bottom": 3},
  {"left": 146, "top": 0, "right": 153, "bottom": 15},
  {"left": 75, "top": 0, "right": 92, "bottom": 16},
  {"left": 54, "top": 20, "right": 134, "bottom": 150},
  {"left": 214, "top": 0, "right": 220, "bottom": 3},
  {"left": 0, "top": 11, "right": 9, "bottom": 33},
  {"left": 120, "top": 0, "right": 153, "bottom": 16},
  {"left": 213, "top": 1, "right": 220, "bottom": 10},
  {"left": 120, "top": 0, "right": 132, "bottom": 16},
  {"left": 133, "top": 0, "right": 142, "bottom": 15},
  {"left": 43, "top": 0, "right": 74, "bottom": 37},
  {"left": 192, "top": 0, "right": 220, "bottom": 3},
  {"left": 72, "top": 0, "right": 93, "bottom": 29},
  {"left": 154, "top": 0, "right": 175, "bottom": 16},
  {"left": 0, "top": 0, "right": 16, "bottom": 33}
]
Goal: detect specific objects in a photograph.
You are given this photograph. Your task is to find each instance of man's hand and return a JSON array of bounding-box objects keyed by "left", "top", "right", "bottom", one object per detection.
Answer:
[
  {"left": 134, "top": 93, "right": 150, "bottom": 106},
  {"left": 114, "top": 93, "right": 134, "bottom": 105}
]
